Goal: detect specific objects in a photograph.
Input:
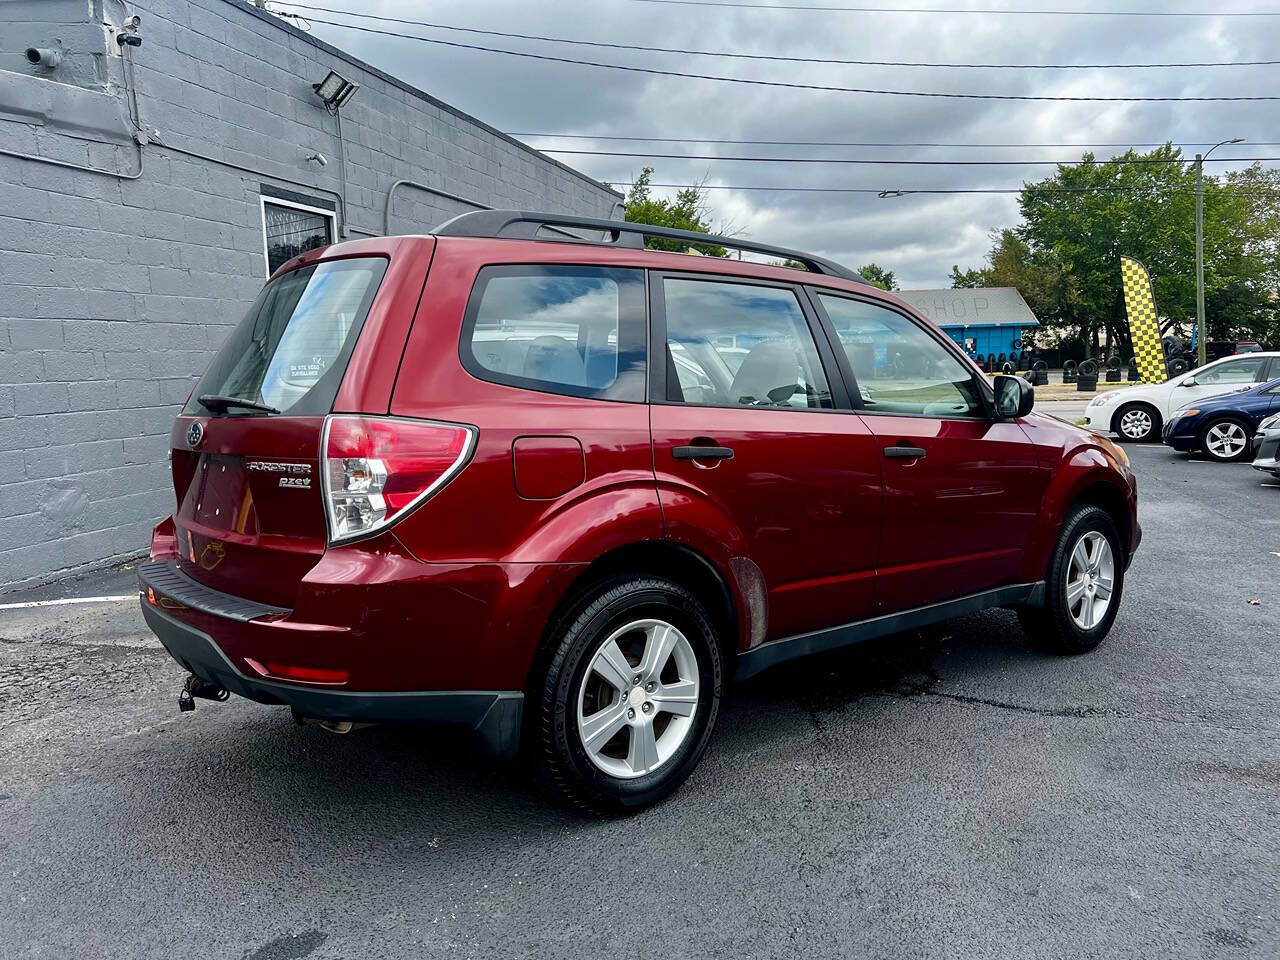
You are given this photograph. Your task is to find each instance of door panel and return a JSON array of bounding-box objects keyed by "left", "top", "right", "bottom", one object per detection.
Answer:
[
  {"left": 650, "top": 274, "right": 882, "bottom": 642},
  {"left": 865, "top": 416, "right": 1044, "bottom": 611},
  {"left": 652, "top": 406, "right": 882, "bottom": 641},
  {"left": 810, "top": 290, "right": 1046, "bottom": 613}
]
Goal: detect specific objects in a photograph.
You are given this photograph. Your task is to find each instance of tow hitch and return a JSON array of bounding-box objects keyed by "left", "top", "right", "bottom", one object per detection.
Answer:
[{"left": 177, "top": 674, "right": 229, "bottom": 712}]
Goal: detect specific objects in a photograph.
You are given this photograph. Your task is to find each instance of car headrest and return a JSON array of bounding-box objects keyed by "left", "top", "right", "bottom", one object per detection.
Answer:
[
  {"left": 522, "top": 335, "right": 585, "bottom": 386},
  {"left": 729, "top": 340, "right": 799, "bottom": 405}
]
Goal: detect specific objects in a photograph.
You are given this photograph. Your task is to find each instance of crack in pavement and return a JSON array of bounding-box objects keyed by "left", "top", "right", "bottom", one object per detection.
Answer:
[{"left": 878, "top": 675, "right": 1278, "bottom": 737}]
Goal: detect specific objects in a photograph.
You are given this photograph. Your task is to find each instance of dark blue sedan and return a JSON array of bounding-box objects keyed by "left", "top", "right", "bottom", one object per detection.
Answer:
[{"left": 1162, "top": 377, "right": 1280, "bottom": 462}]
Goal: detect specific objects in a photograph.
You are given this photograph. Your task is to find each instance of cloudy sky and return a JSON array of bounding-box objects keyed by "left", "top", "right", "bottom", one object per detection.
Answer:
[{"left": 286, "top": 0, "right": 1278, "bottom": 288}]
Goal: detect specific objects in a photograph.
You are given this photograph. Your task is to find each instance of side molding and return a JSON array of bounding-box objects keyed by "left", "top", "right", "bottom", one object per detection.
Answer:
[{"left": 736, "top": 582, "right": 1045, "bottom": 682}]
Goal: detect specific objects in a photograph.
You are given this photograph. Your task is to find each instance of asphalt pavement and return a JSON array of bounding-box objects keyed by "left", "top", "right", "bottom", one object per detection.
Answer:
[{"left": 1, "top": 444, "right": 1277, "bottom": 960}]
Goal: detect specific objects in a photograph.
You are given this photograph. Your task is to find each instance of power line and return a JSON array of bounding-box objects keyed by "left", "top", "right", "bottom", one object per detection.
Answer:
[
  {"left": 610, "top": 181, "right": 1280, "bottom": 195},
  {"left": 283, "top": 13, "right": 1280, "bottom": 102},
  {"left": 515, "top": 134, "right": 1280, "bottom": 149},
  {"left": 543, "top": 149, "right": 1279, "bottom": 166},
  {"left": 270, "top": 4, "right": 1279, "bottom": 69},
  {"left": 618, "top": 0, "right": 1280, "bottom": 15}
]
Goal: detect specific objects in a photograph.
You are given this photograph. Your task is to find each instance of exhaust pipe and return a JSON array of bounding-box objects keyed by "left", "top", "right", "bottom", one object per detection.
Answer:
[{"left": 289, "top": 707, "right": 365, "bottom": 734}]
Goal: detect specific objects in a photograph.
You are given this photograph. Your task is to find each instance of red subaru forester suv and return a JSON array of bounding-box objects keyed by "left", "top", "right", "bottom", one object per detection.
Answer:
[{"left": 140, "top": 211, "right": 1139, "bottom": 813}]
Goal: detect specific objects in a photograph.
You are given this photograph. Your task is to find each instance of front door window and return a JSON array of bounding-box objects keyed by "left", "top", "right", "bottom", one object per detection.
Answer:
[
  {"left": 816, "top": 294, "right": 984, "bottom": 418},
  {"left": 1196, "top": 357, "right": 1268, "bottom": 385}
]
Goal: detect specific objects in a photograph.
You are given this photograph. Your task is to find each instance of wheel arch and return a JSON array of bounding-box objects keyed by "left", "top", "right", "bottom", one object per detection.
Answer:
[
  {"left": 1070, "top": 481, "right": 1133, "bottom": 563},
  {"left": 525, "top": 540, "right": 746, "bottom": 693},
  {"left": 1032, "top": 453, "right": 1136, "bottom": 580}
]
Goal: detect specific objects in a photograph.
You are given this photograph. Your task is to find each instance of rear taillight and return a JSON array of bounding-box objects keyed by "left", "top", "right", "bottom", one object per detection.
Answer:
[{"left": 322, "top": 415, "right": 475, "bottom": 544}]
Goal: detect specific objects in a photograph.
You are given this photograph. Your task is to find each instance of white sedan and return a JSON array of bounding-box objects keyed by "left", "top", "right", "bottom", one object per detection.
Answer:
[{"left": 1082, "top": 352, "right": 1280, "bottom": 442}]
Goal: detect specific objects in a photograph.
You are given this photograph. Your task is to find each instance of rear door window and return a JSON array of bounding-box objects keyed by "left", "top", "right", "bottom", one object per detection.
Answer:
[
  {"left": 461, "top": 265, "right": 647, "bottom": 402},
  {"left": 658, "top": 277, "right": 833, "bottom": 409},
  {"left": 186, "top": 256, "right": 387, "bottom": 416}
]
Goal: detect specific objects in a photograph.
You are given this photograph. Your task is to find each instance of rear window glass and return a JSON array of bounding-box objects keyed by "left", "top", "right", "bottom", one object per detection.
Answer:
[
  {"left": 186, "top": 257, "right": 388, "bottom": 416},
  {"left": 461, "top": 265, "right": 647, "bottom": 402}
]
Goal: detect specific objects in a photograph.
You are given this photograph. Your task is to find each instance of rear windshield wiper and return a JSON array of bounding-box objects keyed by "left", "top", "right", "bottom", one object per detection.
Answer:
[{"left": 197, "top": 394, "right": 281, "bottom": 415}]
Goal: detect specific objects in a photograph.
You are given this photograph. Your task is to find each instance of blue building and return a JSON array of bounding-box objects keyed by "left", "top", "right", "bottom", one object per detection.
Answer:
[{"left": 893, "top": 287, "right": 1040, "bottom": 371}]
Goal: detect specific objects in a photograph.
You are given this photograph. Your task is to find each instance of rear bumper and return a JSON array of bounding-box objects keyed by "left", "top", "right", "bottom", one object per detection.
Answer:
[{"left": 138, "top": 561, "right": 525, "bottom": 756}]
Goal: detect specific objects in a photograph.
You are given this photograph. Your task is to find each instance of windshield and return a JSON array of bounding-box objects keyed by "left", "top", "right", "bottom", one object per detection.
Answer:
[{"left": 186, "top": 257, "right": 388, "bottom": 416}]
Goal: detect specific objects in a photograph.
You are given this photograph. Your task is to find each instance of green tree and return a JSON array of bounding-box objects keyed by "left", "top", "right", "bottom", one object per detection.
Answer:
[
  {"left": 951, "top": 146, "right": 1280, "bottom": 350},
  {"left": 624, "top": 167, "right": 727, "bottom": 257},
  {"left": 857, "top": 262, "right": 898, "bottom": 290},
  {"left": 951, "top": 229, "right": 1075, "bottom": 327}
]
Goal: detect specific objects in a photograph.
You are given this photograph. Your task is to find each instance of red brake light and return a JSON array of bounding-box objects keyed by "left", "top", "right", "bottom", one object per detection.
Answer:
[{"left": 322, "top": 415, "right": 475, "bottom": 544}]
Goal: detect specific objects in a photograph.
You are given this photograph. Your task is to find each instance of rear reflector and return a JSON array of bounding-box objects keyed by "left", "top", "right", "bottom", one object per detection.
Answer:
[
  {"left": 322, "top": 415, "right": 475, "bottom": 544},
  {"left": 245, "top": 657, "right": 350, "bottom": 686}
]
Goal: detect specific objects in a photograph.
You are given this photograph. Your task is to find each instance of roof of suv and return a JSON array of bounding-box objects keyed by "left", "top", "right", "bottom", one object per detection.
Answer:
[
  {"left": 432, "top": 210, "right": 868, "bottom": 284},
  {"left": 271, "top": 214, "right": 884, "bottom": 302}
]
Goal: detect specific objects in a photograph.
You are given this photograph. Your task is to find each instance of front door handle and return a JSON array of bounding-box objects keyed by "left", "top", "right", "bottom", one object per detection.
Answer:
[
  {"left": 673, "top": 444, "right": 735, "bottom": 461},
  {"left": 884, "top": 445, "right": 927, "bottom": 459}
]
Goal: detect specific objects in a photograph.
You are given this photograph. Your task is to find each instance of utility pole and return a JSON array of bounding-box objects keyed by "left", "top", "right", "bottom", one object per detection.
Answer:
[{"left": 1195, "top": 138, "right": 1244, "bottom": 367}]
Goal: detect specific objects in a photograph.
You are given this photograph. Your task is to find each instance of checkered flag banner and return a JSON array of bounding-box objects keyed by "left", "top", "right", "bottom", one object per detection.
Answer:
[{"left": 1120, "top": 256, "right": 1168, "bottom": 384}]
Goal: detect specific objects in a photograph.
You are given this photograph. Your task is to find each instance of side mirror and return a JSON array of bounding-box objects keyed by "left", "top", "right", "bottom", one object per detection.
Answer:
[
  {"left": 1181, "top": 376, "right": 1197, "bottom": 387},
  {"left": 993, "top": 374, "right": 1034, "bottom": 419}
]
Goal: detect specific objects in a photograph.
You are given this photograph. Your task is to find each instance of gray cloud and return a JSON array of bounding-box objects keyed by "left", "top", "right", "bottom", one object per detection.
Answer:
[{"left": 301, "top": 0, "right": 1280, "bottom": 288}]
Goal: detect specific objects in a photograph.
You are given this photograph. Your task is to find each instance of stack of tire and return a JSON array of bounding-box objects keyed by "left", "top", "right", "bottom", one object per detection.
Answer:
[
  {"left": 1104, "top": 355, "right": 1123, "bottom": 383},
  {"left": 1076, "top": 358, "right": 1099, "bottom": 392},
  {"left": 1031, "top": 359, "right": 1049, "bottom": 386},
  {"left": 1162, "top": 336, "right": 1191, "bottom": 377},
  {"left": 1062, "top": 359, "right": 1078, "bottom": 384}
]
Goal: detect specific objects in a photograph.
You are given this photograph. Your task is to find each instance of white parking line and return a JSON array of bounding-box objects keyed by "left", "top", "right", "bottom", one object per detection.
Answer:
[{"left": 0, "top": 595, "right": 134, "bottom": 611}]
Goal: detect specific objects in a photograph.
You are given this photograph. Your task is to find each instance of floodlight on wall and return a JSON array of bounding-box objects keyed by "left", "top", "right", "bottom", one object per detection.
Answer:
[{"left": 313, "top": 70, "right": 359, "bottom": 112}]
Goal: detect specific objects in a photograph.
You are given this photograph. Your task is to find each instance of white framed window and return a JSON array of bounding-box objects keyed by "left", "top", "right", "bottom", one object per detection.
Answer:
[{"left": 260, "top": 195, "right": 336, "bottom": 277}]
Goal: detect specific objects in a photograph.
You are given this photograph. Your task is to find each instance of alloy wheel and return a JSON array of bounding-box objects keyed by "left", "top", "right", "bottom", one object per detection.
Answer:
[
  {"left": 1204, "top": 421, "right": 1248, "bottom": 461},
  {"left": 1118, "top": 408, "right": 1153, "bottom": 440},
  {"left": 1066, "top": 531, "right": 1114, "bottom": 631},
  {"left": 576, "top": 619, "right": 700, "bottom": 779}
]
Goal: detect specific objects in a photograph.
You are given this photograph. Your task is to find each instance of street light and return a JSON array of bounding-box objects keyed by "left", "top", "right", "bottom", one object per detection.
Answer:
[{"left": 1195, "top": 137, "right": 1244, "bottom": 366}]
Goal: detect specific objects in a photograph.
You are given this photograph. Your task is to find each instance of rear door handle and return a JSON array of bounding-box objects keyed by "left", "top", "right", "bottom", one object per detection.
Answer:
[
  {"left": 672, "top": 445, "right": 735, "bottom": 461},
  {"left": 884, "top": 445, "right": 927, "bottom": 459}
]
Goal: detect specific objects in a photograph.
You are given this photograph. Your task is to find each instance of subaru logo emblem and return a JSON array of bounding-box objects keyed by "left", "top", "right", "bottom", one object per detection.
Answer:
[{"left": 186, "top": 420, "right": 204, "bottom": 448}]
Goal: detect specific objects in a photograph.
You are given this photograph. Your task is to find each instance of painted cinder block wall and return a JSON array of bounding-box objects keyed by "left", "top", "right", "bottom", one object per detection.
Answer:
[{"left": 0, "top": 0, "right": 621, "bottom": 586}]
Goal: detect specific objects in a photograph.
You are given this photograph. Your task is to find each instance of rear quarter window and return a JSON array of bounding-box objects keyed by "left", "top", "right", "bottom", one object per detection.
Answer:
[
  {"left": 460, "top": 265, "right": 647, "bottom": 402},
  {"left": 186, "top": 256, "right": 388, "bottom": 416}
]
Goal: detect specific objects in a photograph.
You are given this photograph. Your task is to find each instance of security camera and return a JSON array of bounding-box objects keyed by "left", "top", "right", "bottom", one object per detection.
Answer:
[
  {"left": 25, "top": 48, "right": 62, "bottom": 69},
  {"left": 306, "top": 152, "right": 328, "bottom": 167},
  {"left": 117, "top": 14, "right": 142, "bottom": 47}
]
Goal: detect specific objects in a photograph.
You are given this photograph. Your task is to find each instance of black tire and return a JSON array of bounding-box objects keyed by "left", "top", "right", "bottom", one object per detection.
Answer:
[
  {"left": 1111, "top": 402, "right": 1161, "bottom": 443},
  {"left": 1168, "top": 357, "right": 1190, "bottom": 376},
  {"left": 1018, "top": 504, "right": 1125, "bottom": 655},
  {"left": 531, "top": 576, "right": 724, "bottom": 815},
  {"left": 1197, "top": 416, "right": 1253, "bottom": 463}
]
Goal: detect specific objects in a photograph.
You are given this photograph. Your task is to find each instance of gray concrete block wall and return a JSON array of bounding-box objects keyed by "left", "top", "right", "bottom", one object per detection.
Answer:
[{"left": 0, "top": 0, "right": 620, "bottom": 586}]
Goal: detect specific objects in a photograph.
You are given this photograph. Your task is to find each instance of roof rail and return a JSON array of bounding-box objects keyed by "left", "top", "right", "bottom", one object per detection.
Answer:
[{"left": 431, "top": 210, "right": 866, "bottom": 284}]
